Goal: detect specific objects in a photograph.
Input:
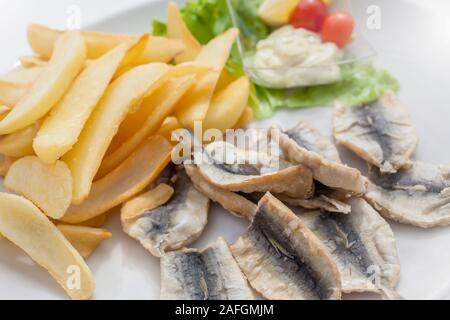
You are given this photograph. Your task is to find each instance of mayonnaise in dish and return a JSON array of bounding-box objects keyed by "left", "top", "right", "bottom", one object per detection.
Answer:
[{"left": 251, "top": 25, "right": 343, "bottom": 88}]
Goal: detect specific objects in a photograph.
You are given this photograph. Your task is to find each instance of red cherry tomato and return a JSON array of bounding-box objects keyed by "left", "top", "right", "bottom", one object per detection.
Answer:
[
  {"left": 321, "top": 12, "right": 355, "bottom": 48},
  {"left": 289, "top": 0, "right": 328, "bottom": 32}
]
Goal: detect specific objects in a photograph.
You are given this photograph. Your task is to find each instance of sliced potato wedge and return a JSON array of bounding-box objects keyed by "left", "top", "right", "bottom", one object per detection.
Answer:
[
  {"left": 20, "top": 55, "right": 48, "bottom": 68},
  {"left": 0, "top": 193, "right": 95, "bottom": 300},
  {"left": 0, "top": 80, "right": 30, "bottom": 106},
  {"left": 106, "top": 62, "right": 210, "bottom": 153},
  {"left": 61, "top": 135, "right": 172, "bottom": 224},
  {"left": 215, "top": 68, "right": 238, "bottom": 92},
  {"left": 167, "top": 2, "right": 201, "bottom": 63},
  {"left": 0, "top": 105, "right": 11, "bottom": 119},
  {"left": 121, "top": 183, "right": 174, "bottom": 222},
  {"left": 57, "top": 225, "right": 112, "bottom": 259},
  {"left": 75, "top": 213, "right": 109, "bottom": 228},
  {"left": 234, "top": 106, "right": 254, "bottom": 129},
  {"left": 96, "top": 74, "right": 195, "bottom": 178},
  {"left": 4, "top": 156, "right": 72, "bottom": 219},
  {"left": 0, "top": 156, "right": 16, "bottom": 176},
  {"left": 0, "top": 121, "right": 40, "bottom": 157},
  {"left": 113, "top": 34, "right": 149, "bottom": 78},
  {"left": 204, "top": 77, "right": 249, "bottom": 132},
  {"left": 157, "top": 117, "right": 181, "bottom": 141},
  {"left": 175, "top": 28, "right": 239, "bottom": 128},
  {"left": 33, "top": 42, "right": 137, "bottom": 164},
  {"left": 0, "top": 31, "right": 86, "bottom": 135},
  {"left": 63, "top": 63, "right": 169, "bottom": 204},
  {"left": 27, "top": 24, "right": 184, "bottom": 63}
]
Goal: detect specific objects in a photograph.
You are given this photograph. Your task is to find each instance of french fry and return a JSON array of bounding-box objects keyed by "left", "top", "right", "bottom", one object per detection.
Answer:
[
  {"left": 33, "top": 41, "right": 142, "bottom": 164},
  {"left": 0, "top": 80, "right": 30, "bottom": 106},
  {"left": 96, "top": 74, "right": 195, "bottom": 178},
  {"left": 0, "top": 155, "right": 16, "bottom": 176},
  {"left": 204, "top": 77, "right": 250, "bottom": 132},
  {"left": 63, "top": 63, "right": 169, "bottom": 204},
  {"left": 4, "top": 156, "right": 73, "bottom": 219},
  {"left": 0, "top": 121, "right": 40, "bottom": 157},
  {"left": 215, "top": 68, "right": 238, "bottom": 92},
  {"left": 113, "top": 34, "right": 149, "bottom": 78},
  {"left": 107, "top": 62, "right": 210, "bottom": 151},
  {"left": 175, "top": 28, "right": 239, "bottom": 128},
  {"left": 0, "top": 31, "right": 86, "bottom": 135},
  {"left": 0, "top": 193, "right": 95, "bottom": 300},
  {"left": 57, "top": 225, "right": 112, "bottom": 259},
  {"left": 157, "top": 117, "right": 181, "bottom": 141},
  {"left": 27, "top": 24, "right": 185, "bottom": 63},
  {"left": 0, "top": 105, "right": 11, "bottom": 119},
  {"left": 234, "top": 106, "right": 254, "bottom": 129},
  {"left": 0, "top": 67, "right": 43, "bottom": 85},
  {"left": 121, "top": 183, "right": 174, "bottom": 222},
  {"left": 76, "top": 213, "right": 109, "bottom": 228},
  {"left": 20, "top": 56, "right": 48, "bottom": 68},
  {"left": 167, "top": 2, "right": 201, "bottom": 63},
  {"left": 61, "top": 135, "right": 172, "bottom": 224}
]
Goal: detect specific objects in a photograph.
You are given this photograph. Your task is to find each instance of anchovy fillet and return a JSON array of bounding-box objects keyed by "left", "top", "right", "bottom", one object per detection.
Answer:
[
  {"left": 365, "top": 162, "right": 450, "bottom": 228},
  {"left": 333, "top": 92, "right": 418, "bottom": 173},
  {"left": 273, "top": 121, "right": 367, "bottom": 195},
  {"left": 160, "top": 237, "right": 254, "bottom": 300},
  {"left": 300, "top": 198, "right": 401, "bottom": 297},
  {"left": 123, "top": 168, "right": 209, "bottom": 257},
  {"left": 231, "top": 193, "right": 341, "bottom": 300}
]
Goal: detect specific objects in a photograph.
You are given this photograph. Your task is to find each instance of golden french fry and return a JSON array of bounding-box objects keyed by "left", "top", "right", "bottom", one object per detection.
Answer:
[
  {"left": 157, "top": 117, "right": 181, "bottom": 141},
  {"left": 0, "top": 155, "right": 16, "bottom": 176},
  {"left": 0, "top": 80, "right": 30, "bottom": 106},
  {"left": 121, "top": 183, "right": 174, "bottom": 222},
  {"left": 57, "top": 225, "right": 112, "bottom": 259},
  {"left": 215, "top": 68, "right": 238, "bottom": 92},
  {"left": 0, "top": 193, "right": 95, "bottom": 300},
  {"left": 167, "top": 2, "right": 201, "bottom": 63},
  {"left": 33, "top": 42, "right": 139, "bottom": 164},
  {"left": 0, "top": 121, "right": 40, "bottom": 157},
  {"left": 234, "top": 106, "right": 254, "bottom": 129},
  {"left": 61, "top": 135, "right": 172, "bottom": 224},
  {"left": 113, "top": 34, "right": 149, "bottom": 78},
  {"left": 0, "top": 67, "right": 43, "bottom": 85},
  {"left": 4, "top": 156, "right": 73, "bottom": 219},
  {"left": 62, "top": 63, "right": 169, "bottom": 204},
  {"left": 204, "top": 77, "right": 250, "bottom": 132},
  {"left": 27, "top": 24, "right": 184, "bottom": 63},
  {"left": 175, "top": 28, "right": 239, "bottom": 128},
  {"left": 20, "top": 56, "right": 48, "bottom": 68},
  {"left": 134, "top": 36, "right": 185, "bottom": 64},
  {"left": 195, "top": 28, "right": 239, "bottom": 69},
  {"left": 96, "top": 74, "right": 195, "bottom": 178},
  {"left": 0, "top": 31, "right": 86, "bottom": 135}
]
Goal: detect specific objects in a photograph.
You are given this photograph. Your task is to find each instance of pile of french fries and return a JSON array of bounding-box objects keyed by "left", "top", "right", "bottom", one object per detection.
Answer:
[{"left": 0, "top": 2, "right": 252, "bottom": 299}]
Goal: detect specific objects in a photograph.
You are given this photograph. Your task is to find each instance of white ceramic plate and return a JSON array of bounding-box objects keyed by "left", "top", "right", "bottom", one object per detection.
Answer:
[{"left": 1, "top": 0, "right": 449, "bottom": 300}]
